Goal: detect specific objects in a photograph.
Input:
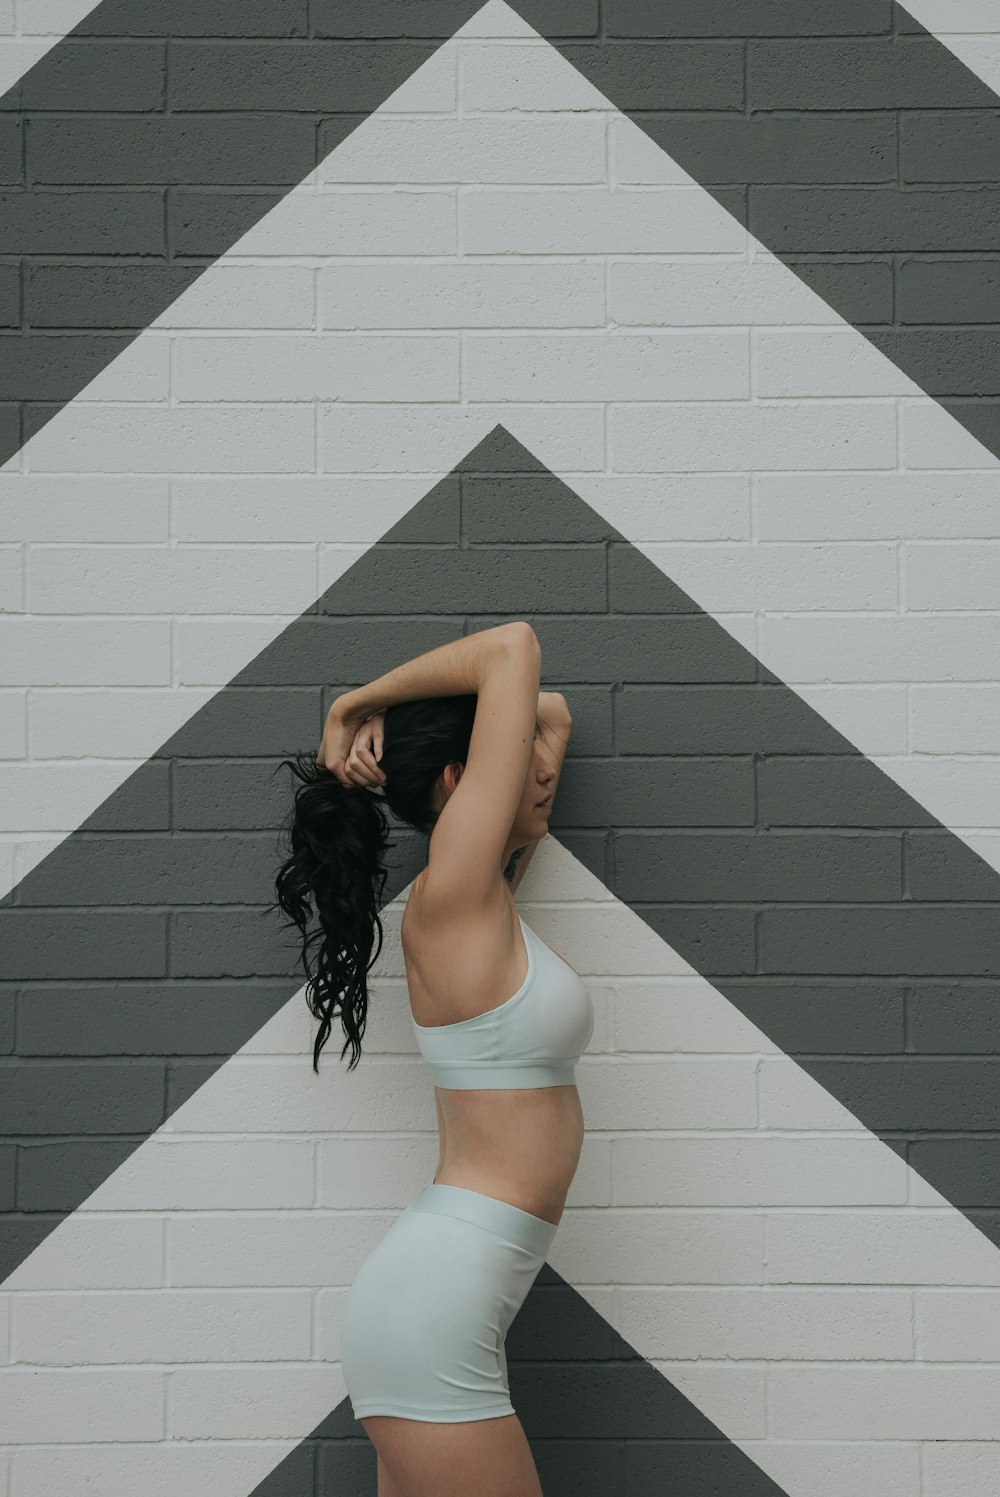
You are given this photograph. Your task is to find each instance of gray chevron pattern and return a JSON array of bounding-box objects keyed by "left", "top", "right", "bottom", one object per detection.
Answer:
[{"left": 3, "top": 5, "right": 1000, "bottom": 1495}]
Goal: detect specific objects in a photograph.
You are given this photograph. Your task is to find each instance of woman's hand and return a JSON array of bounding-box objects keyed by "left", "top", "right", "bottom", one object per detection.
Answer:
[{"left": 317, "top": 706, "right": 387, "bottom": 790}]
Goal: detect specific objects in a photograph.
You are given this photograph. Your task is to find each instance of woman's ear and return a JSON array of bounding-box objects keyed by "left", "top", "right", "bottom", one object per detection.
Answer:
[{"left": 441, "top": 761, "right": 464, "bottom": 800}]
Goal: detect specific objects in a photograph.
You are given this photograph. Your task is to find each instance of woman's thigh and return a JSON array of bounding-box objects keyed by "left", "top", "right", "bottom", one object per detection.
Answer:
[{"left": 365, "top": 1413, "right": 543, "bottom": 1497}]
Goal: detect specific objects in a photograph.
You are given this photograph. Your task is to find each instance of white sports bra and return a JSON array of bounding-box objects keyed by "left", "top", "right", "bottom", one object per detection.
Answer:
[{"left": 410, "top": 913, "right": 594, "bottom": 1090}]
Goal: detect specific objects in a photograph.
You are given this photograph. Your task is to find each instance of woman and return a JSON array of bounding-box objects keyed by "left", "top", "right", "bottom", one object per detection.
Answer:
[{"left": 274, "top": 621, "right": 593, "bottom": 1497}]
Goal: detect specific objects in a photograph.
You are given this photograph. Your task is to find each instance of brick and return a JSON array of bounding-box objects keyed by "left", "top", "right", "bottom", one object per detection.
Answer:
[
  {"left": 320, "top": 260, "right": 605, "bottom": 329},
  {"left": 13, "top": 1288, "right": 312, "bottom": 1364},
  {"left": 748, "top": 36, "right": 990, "bottom": 111},
  {"left": 69, "top": 0, "right": 309, "bottom": 35},
  {"left": 322, "top": 116, "right": 606, "bottom": 185},
  {"left": 27, "top": 543, "right": 316, "bottom": 615},
  {"left": 168, "top": 39, "right": 441, "bottom": 111},
  {"left": 0, "top": 688, "right": 24, "bottom": 756},
  {"left": 229, "top": 188, "right": 457, "bottom": 257},
  {"left": 172, "top": 332, "right": 459, "bottom": 402},
  {"left": 22, "top": 40, "right": 165, "bottom": 110},
  {"left": 612, "top": 399, "right": 896, "bottom": 471},
  {"left": 463, "top": 185, "right": 746, "bottom": 254},
  {"left": 0, "top": 476, "right": 168, "bottom": 540},
  {"left": 319, "top": 542, "right": 605, "bottom": 614},
  {"left": 24, "top": 403, "right": 313, "bottom": 473},
  {"left": 2, "top": 912, "right": 166, "bottom": 980},
  {"left": 29, "top": 116, "right": 316, "bottom": 185},
  {"left": 320, "top": 402, "right": 606, "bottom": 472},
  {"left": 0, "top": 189, "right": 163, "bottom": 254},
  {"left": 604, "top": 1, "right": 892, "bottom": 35},
  {"left": 0, "top": 1061, "right": 165, "bottom": 1132},
  {"left": 0, "top": 1368, "right": 164, "bottom": 1443},
  {"left": 465, "top": 331, "right": 748, "bottom": 402}
]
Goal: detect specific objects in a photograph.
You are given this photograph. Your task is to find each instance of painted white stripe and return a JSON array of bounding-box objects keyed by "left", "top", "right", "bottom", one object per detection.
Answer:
[
  {"left": 5, "top": 850, "right": 999, "bottom": 1494},
  {"left": 4, "top": 6, "right": 1000, "bottom": 889}
]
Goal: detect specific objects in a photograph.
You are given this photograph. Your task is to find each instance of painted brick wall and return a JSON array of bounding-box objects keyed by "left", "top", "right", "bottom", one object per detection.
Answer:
[{"left": 3, "top": 3, "right": 1000, "bottom": 1495}]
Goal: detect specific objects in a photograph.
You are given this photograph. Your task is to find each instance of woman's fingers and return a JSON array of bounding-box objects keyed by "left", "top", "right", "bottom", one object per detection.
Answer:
[
  {"left": 349, "top": 727, "right": 386, "bottom": 786},
  {"left": 364, "top": 710, "right": 386, "bottom": 765},
  {"left": 350, "top": 751, "right": 379, "bottom": 784},
  {"left": 315, "top": 711, "right": 386, "bottom": 789}
]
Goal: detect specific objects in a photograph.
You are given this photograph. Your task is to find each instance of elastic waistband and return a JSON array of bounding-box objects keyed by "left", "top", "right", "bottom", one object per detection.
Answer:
[
  {"left": 429, "top": 1062, "right": 577, "bottom": 1090},
  {"left": 408, "top": 1183, "right": 559, "bottom": 1257}
]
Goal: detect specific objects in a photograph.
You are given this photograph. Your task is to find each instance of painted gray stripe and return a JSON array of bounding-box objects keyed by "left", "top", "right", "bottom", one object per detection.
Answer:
[
  {"left": 4, "top": 425, "right": 1000, "bottom": 1491},
  {"left": 0, "top": 0, "right": 485, "bottom": 466},
  {"left": 4, "top": 4, "right": 999, "bottom": 1484},
  {"left": 246, "top": 425, "right": 1000, "bottom": 1490},
  {"left": 4, "top": 2, "right": 1000, "bottom": 466},
  {"left": 503, "top": 0, "right": 1000, "bottom": 461}
]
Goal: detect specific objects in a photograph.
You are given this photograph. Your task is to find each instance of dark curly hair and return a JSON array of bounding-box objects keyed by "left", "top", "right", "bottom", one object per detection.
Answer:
[{"left": 272, "top": 694, "right": 478, "bottom": 1074}]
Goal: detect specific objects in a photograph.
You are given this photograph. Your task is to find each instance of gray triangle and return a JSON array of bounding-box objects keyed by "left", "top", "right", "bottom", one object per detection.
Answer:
[
  {"left": 1, "top": 0, "right": 486, "bottom": 464},
  {"left": 5, "top": 423, "right": 1000, "bottom": 1497},
  {"left": 263, "top": 1268, "right": 791, "bottom": 1497},
  {"left": 5, "top": 422, "right": 1000, "bottom": 1270}
]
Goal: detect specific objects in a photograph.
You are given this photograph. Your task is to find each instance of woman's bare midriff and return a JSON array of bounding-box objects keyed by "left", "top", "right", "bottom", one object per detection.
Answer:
[{"left": 401, "top": 874, "right": 584, "bottom": 1228}]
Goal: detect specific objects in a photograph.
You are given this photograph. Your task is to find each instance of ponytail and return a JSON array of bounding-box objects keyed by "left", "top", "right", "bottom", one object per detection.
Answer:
[
  {"left": 272, "top": 753, "right": 391, "bottom": 1073},
  {"left": 273, "top": 694, "right": 477, "bottom": 1073}
]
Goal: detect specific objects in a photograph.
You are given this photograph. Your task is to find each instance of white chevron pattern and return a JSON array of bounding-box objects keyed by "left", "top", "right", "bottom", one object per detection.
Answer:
[
  {"left": 4, "top": 5, "right": 1000, "bottom": 888},
  {"left": 4, "top": 6, "right": 1000, "bottom": 1497}
]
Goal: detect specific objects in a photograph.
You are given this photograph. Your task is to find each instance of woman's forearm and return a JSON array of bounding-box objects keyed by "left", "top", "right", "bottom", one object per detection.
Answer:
[
  {"left": 331, "top": 621, "right": 537, "bottom": 725},
  {"left": 537, "top": 689, "right": 571, "bottom": 726}
]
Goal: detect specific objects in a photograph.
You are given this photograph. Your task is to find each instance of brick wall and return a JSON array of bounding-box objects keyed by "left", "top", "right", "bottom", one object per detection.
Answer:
[{"left": 3, "top": 4, "right": 1000, "bottom": 1495}]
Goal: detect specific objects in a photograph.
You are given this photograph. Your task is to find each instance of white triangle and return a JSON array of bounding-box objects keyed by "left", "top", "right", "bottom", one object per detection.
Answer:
[
  {"left": 5, "top": 845, "right": 1000, "bottom": 1497},
  {"left": 4, "top": 8, "right": 1000, "bottom": 886}
]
